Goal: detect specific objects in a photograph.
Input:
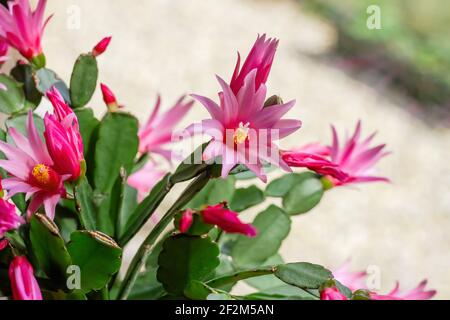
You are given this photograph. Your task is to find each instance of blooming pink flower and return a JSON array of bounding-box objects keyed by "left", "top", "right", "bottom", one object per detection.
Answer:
[
  {"left": 188, "top": 70, "right": 300, "bottom": 182},
  {"left": 92, "top": 36, "right": 112, "bottom": 57},
  {"left": 201, "top": 203, "right": 257, "bottom": 237},
  {"left": 179, "top": 209, "right": 194, "bottom": 233},
  {"left": 0, "top": 110, "right": 67, "bottom": 219},
  {"left": 230, "top": 34, "right": 278, "bottom": 95},
  {"left": 283, "top": 121, "right": 390, "bottom": 186},
  {"left": 370, "top": 280, "right": 436, "bottom": 300},
  {"left": 0, "top": 197, "right": 24, "bottom": 238},
  {"left": 127, "top": 162, "right": 166, "bottom": 202},
  {"left": 320, "top": 286, "right": 348, "bottom": 300},
  {"left": 45, "top": 87, "right": 84, "bottom": 181},
  {"left": 0, "top": 38, "right": 8, "bottom": 65},
  {"left": 139, "top": 95, "right": 193, "bottom": 162},
  {"left": 8, "top": 256, "right": 42, "bottom": 300},
  {"left": 332, "top": 260, "right": 367, "bottom": 292},
  {"left": 0, "top": 0, "right": 52, "bottom": 61}
]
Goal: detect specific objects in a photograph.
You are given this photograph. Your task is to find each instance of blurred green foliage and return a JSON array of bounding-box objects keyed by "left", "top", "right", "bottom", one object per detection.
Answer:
[{"left": 305, "top": 0, "right": 450, "bottom": 119}]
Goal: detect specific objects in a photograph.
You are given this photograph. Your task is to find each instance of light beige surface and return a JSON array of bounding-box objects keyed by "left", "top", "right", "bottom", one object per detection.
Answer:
[{"left": 29, "top": 0, "right": 450, "bottom": 298}]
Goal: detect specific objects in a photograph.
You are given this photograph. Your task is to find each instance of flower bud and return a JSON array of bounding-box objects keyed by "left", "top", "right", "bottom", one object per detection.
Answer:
[
  {"left": 179, "top": 209, "right": 194, "bottom": 233},
  {"left": 8, "top": 256, "right": 42, "bottom": 300},
  {"left": 92, "top": 36, "right": 112, "bottom": 57}
]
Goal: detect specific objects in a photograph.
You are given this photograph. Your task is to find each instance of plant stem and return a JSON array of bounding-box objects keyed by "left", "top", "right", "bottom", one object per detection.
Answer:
[
  {"left": 206, "top": 267, "right": 275, "bottom": 289},
  {"left": 72, "top": 185, "right": 86, "bottom": 229},
  {"left": 116, "top": 171, "right": 213, "bottom": 300}
]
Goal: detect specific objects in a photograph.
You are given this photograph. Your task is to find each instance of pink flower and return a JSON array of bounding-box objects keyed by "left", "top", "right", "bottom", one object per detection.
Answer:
[
  {"left": 201, "top": 203, "right": 257, "bottom": 237},
  {"left": 127, "top": 162, "right": 166, "bottom": 202},
  {"left": 0, "top": 0, "right": 52, "bottom": 61},
  {"left": 8, "top": 256, "right": 42, "bottom": 300},
  {"left": 139, "top": 95, "right": 193, "bottom": 162},
  {"left": 370, "top": 280, "right": 436, "bottom": 300},
  {"left": 0, "top": 197, "right": 24, "bottom": 238},
  {"left": 0, "top": 110, "right": 67, "bottom": 219},
  {"left": 283, "top": 121, "right": 390, "bottom": 186},
  {"left": 92, "top": 36, "right": 112, "bottom": 57},
  {"left": 188, "top": 70, "right": 300, "bottom": 182},
  {"left": 45, "top": 87, "right": 84, "bottom": 181},
  {"left": 320, "top": 286, "right": 348, "bottom": 300},
  {"left": 0, "top": 38, "right": 8, "bottom": 65},
  {"left": 179, "top": 209, "right": 194, "bottom": 233},
  {"left": 230, "top": 34, "right": 278, "bottom": 95},
  {"left": 332, "top": 260, "right": 367, "bottom": 292}
]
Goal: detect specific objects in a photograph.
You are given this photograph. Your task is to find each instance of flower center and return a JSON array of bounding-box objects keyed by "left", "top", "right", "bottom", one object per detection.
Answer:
[
  {"left": 233, "top": 122, "right": 250, "bottom": 145},
  {"left": 30, "top": 164, "right": 60, "bottom": 191}
]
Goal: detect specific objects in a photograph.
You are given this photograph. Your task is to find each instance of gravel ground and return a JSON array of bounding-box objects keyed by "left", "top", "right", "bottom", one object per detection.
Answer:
[{"left": 19, "top": 0, "right": 450, "bottom": 298}]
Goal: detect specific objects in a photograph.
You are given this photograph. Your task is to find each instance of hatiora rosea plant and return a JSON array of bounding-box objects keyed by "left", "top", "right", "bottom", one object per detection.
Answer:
[{"left": 0, "top": 0, "right": 436, "bottom": 301}]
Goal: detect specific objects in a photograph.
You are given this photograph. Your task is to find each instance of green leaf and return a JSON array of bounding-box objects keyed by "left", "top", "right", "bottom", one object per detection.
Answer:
[
  {"left": 67, "top": 231, "right": 122, "bottom": 293},
  {"left": 169, "top": 143, "right": 209, "bottom": 184},
  {"left": 5, "top": 112, "right": 44, "bottom": 141},
  {"left": 35, "top": 68, "right": 71, "bottom": 103},
  {"left": 10, "top": 63, "right": 42, "bottom": 106},
  {"left": 0, "top": 74, "right": 26, "bottom": 114},
  {"left": 244, "top": 254, "right": 285, "bottom": 290},
  {"left": 185, "top": 176, "right": 235, "bottom": 209},
  {"left": 231, "top": 205, "right": 291, "bottom": 269},
  {"left": 157, "top": 234, "right": 220, "bottom": 296},
  {"left": 29, "top": 214, "right": 72, "bottom": 284},
  {"left": 96, "top": 176, "right": 122, "bottom": 236},
  {"left": 94, "top": 112, "right": 139, "bottom": 193},
  {"left": 70, "top": 54, "right": 98, "bottom": 108},
  {"left": 335, "top": 280, "right": 353, "bottom": 299},
  {"left": 265, "top": 172, "right": 317, "bottom": 197},
  {"left": 74, "top": 108, "right": 100, "bottom": 156},
  {"left": 275, "top": 263, "right": 332, "bottom": 289},
  {"left": 282, "top": 174, "right": 324, "bottom": 215},
  {"left": 74, "top": 178, "right": 97, "bottom": 230},
  {"left": 229, "top": 185, "right": 265, "bottom": 212}
]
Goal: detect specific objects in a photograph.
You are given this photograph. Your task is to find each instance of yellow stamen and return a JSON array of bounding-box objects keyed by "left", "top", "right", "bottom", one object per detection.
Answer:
[
  {"left": 32, "top": 164, "right": 50, "bottom": 185},
  {"left": 234, "top": 122, "right": 250, "bottom": 145}
]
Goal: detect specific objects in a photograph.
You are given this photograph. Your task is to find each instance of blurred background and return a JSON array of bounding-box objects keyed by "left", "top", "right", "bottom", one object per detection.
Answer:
[{"left": 3, "top": 0, "right": 449, "bottom": 298}]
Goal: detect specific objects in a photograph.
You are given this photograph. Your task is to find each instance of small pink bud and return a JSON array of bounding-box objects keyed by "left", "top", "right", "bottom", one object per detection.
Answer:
[
  {"left": 0, "top": 239, "right": 8, "bottom": 251},
  {"left": 9, "top": 256, "right": 42, "bottom": 300},
  {"left": 92, "top": 36, "right": 112, "bottom": 57},
  {"left": 101, "top": 83, "right": 121, "bottom": 112},
  {"left": 179, "top": 209, "right": 194, "bottom": 233}
]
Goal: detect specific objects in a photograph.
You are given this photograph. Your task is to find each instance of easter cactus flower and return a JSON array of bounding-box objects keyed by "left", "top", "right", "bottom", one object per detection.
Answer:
[
  {"left": 45, "top": 87, "right": 85, "bottom": 181},
  {"left": 0, "top": 38, "right": 8, "bottom": 65},
  {"left": 8, "top": 256, "right": 42, "bottom": 300},
  {"left": 188, "top": 70, "right": 300, "bottom": 181},
  {"left": 369, "top": 280, "right": 436, "bottom": 300},
  {"left": 283, "top": 121, "right": 389, "bottom": 187},
  {"left": 127, "top": 162, "right": 166, "bottom": 202},
  {"left": 0, "top": 0, "right": 52, "bottom": 66},
  {"left": 320, "top": 286, "right": 348, "bottom": 300},
  {"left": 0, "top": 238, "right": 8, "bottom": 251},
  {"left": 230, "top": 34, "right": 278, "bottom": 95},
  {"left": 92, "top": 36, "right": 112, "bottom": 57},
  {"left": 0, "top": 197, "right": 23, "bottom": 238},
  {"left": 332, "top": 260, "right": 367, "bottom": 292},
  {"left": 139, "top": 95, "right": 193, "bottom": 161},
  {"left": 0, "top": 110, "right": 67, "bottom": 219}
]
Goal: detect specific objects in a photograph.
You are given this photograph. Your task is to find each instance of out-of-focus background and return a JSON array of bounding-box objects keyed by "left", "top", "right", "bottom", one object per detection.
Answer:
[{"left": 5, "top": 0, "right": 449, "bottom": 298}]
